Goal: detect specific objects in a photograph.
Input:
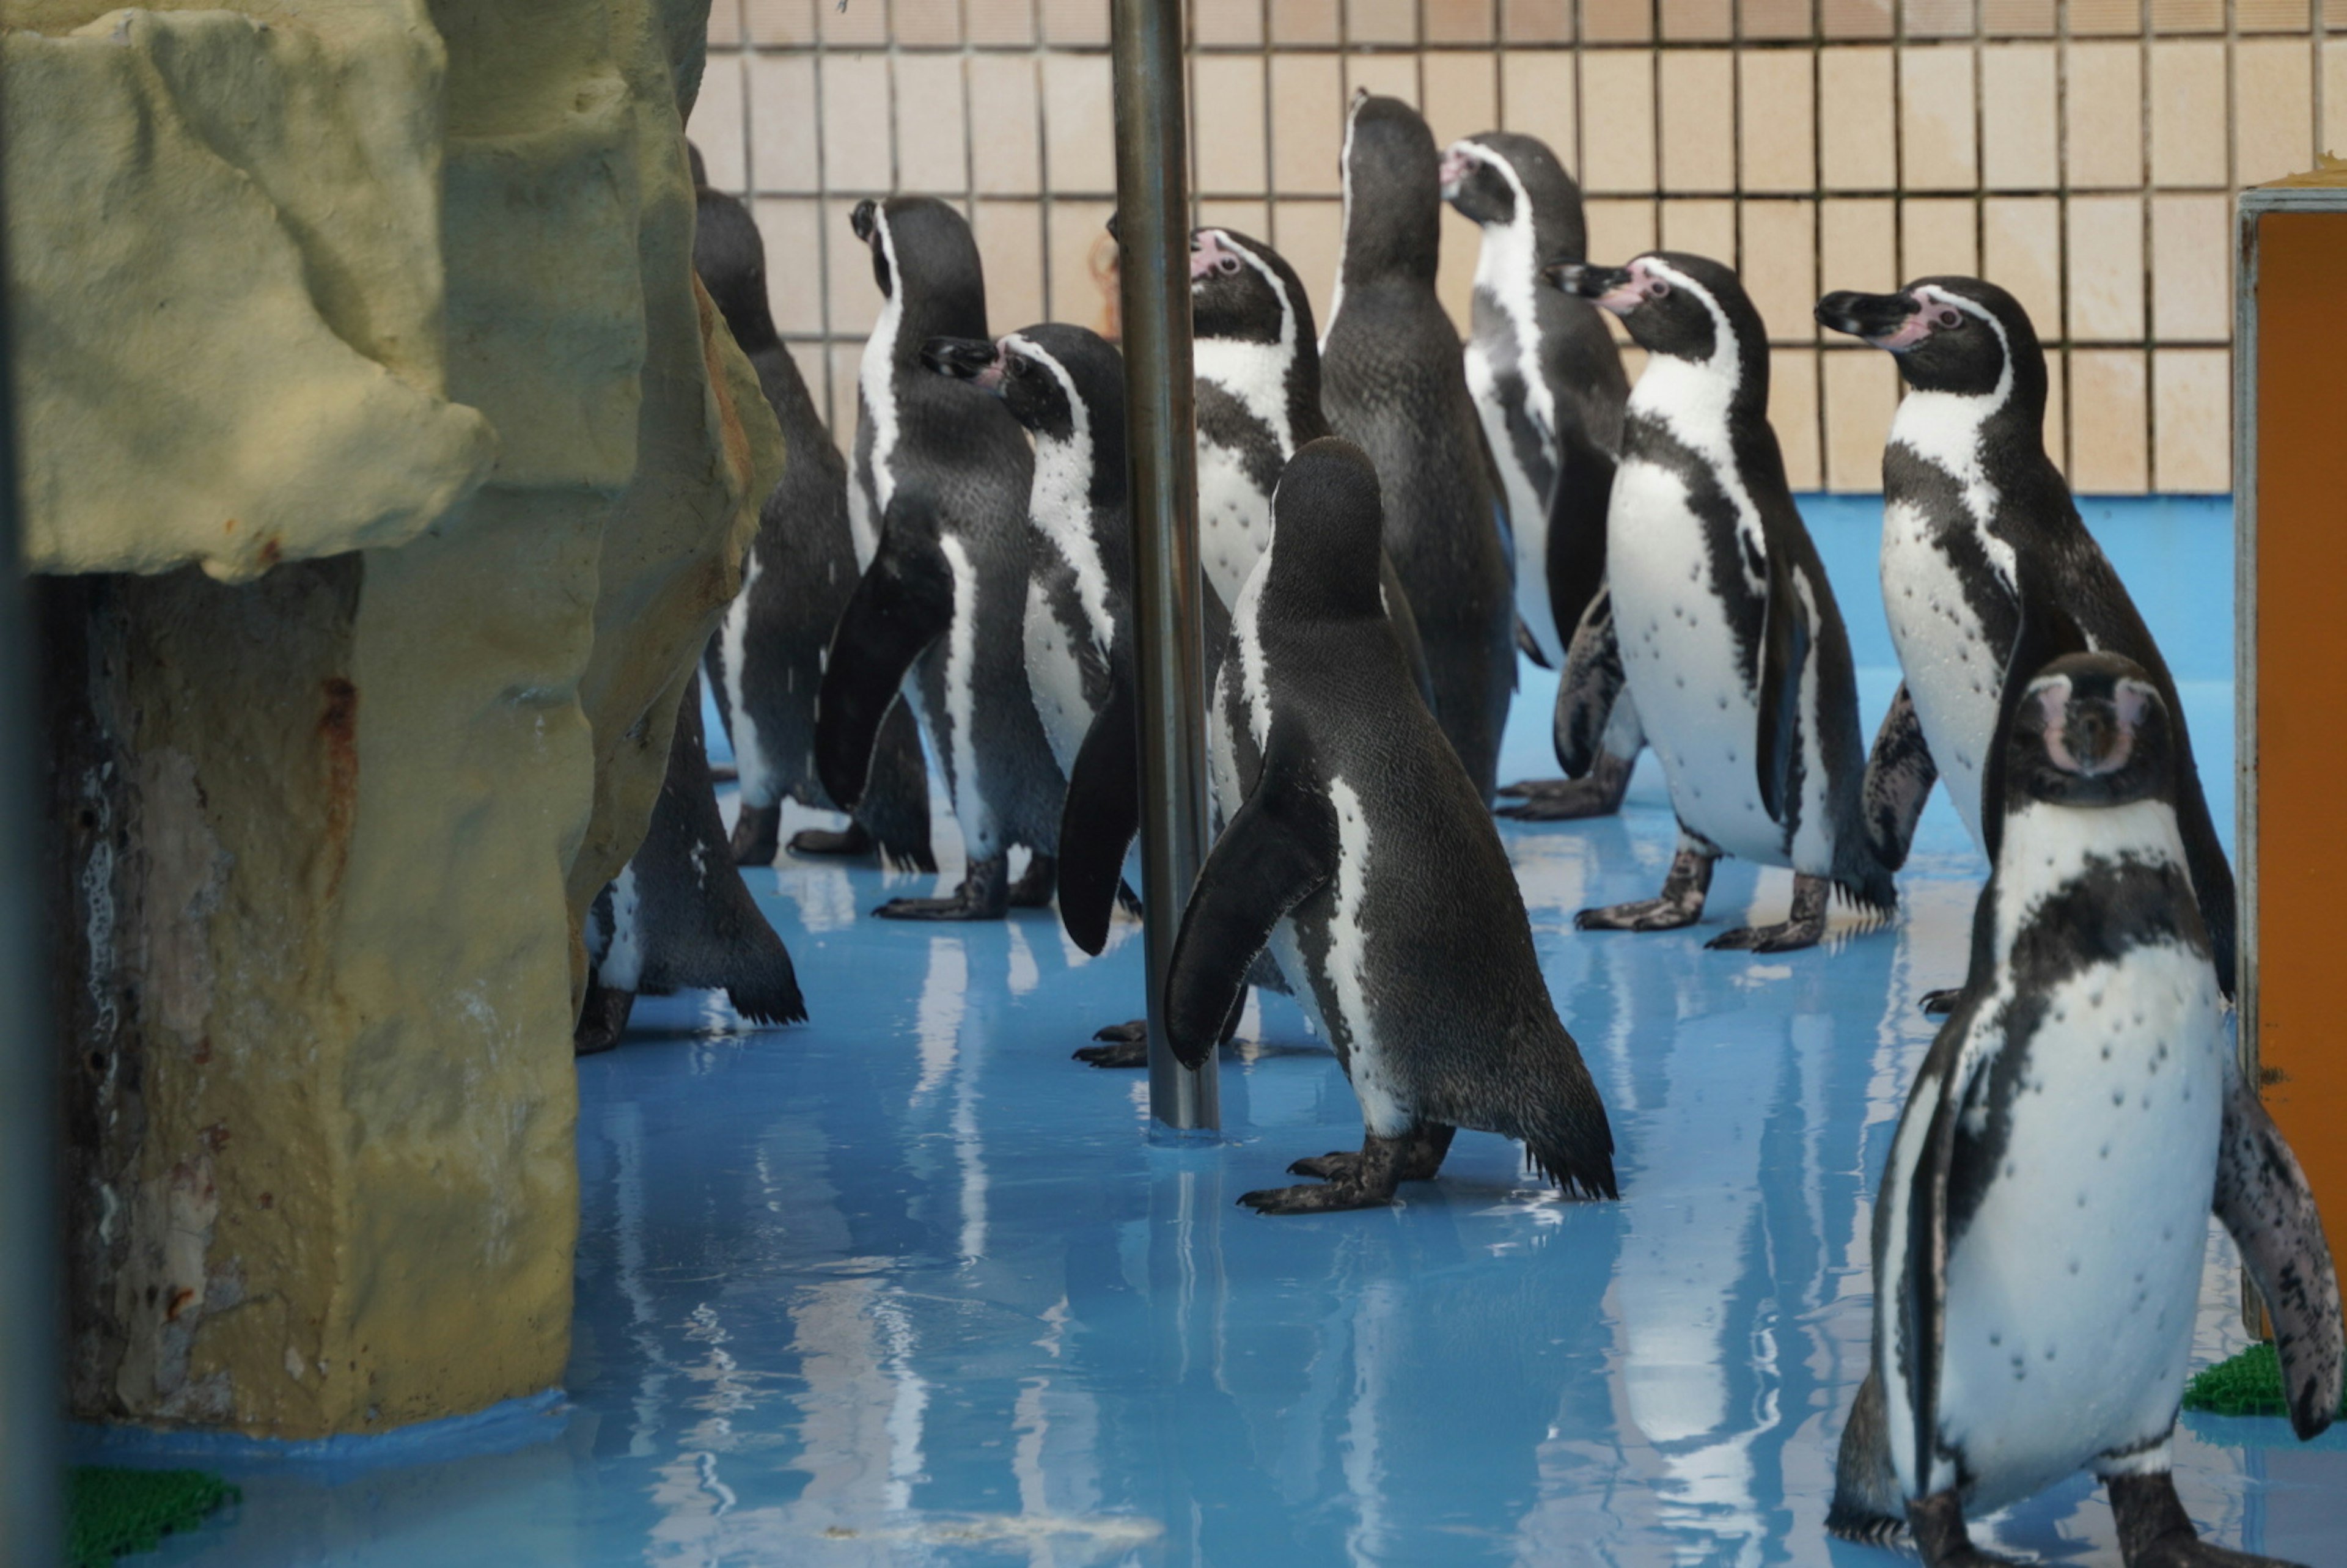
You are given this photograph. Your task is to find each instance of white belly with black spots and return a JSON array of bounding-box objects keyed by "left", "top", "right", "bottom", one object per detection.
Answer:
[
  {"left": 1023, "top": 577, "right": 1092, "bottom": 778},
  {"left": 1881, "top": 499, "right": 2004, "bottom": 851},
  {"left": 1933, "top": 945, "right": 2225, "bottom": 1511},
  {"left": 1197, "top": 438, "right": 1273, "bottom": 609}
]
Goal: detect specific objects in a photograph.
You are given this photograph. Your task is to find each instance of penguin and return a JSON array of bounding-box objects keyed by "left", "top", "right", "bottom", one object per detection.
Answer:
[
  {"left": 688, "top": 169, "right": 933, "bottom": 872},
  {"left": 1824, "top": 636, "right": 2341, "bottom": 1566},
  {"left": 1549, "top": 253, "right": 1892, "bottom": 949},
  {"left": 1164, "top": 438, "right": 1618, "bottom": 1212},
  {"left": 1321, "top": 92, "right": 1517, "bottom": 803},
  {"left": 1815, "top": 277, "right": 2238, "bottom": 1009},
  {"left": 1440, "top": 131, "right": 1645, "bottom": 821},
  {"left": 577, "top": 674, "right": 809, "bottom": 1055},
  {"left": 816, "top": 197, "right": 1065, "bottom": 920}
]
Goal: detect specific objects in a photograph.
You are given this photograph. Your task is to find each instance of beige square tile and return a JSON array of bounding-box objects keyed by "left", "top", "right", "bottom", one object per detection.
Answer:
[
  {"left": 747, "top": 53, "right": 819, "bottom": 192},
  {"left": 1047, "top": 198, "right": 1120, "bottom": 334},
  {"left": 2068, "top": 349, "right": 2148, "bottom": 493},
  {"left": 894, "top": 56, "right": 969, "bottom": 196},
  {"left": 826, "top": 340, "right": 862, "bottom": 452},
  {"left": 1821, "top": 0, "right": 1896, "bottom": 38},
  {"left": 2328, "top": 41, "right": 2347, "bottom": 163},
  {"left": 1904, "top": 0, "right": 1972, "bottom": 36},
  {"left": 1423, "top": 50, "right": 1500, "bottom": 145},
  {"left": 1739, "top": 0, "right": 1812, "bottom": 37},
  {"left": 969, "top": 56, "right": 1042, "bottom": 195},
  {"left": 1583, "top": 197, "right": 1660, "bottom": 265},
  {"left": 1980, "top": 196, "right": 2062, "bottom": 337},
  {"left": 821, "top": 0, "right": 889, "bottom": 44},
  {"left": 1579, "top": 50, "right": 1657, "bottom": 192},
  {"left": 2237, "top": 0, "right": 2310, "bottom": 29},
  {"left": 1043, "top": 53, "right": 1117, "bottom": 196},
  {"left": 1194, "top": 54, "right": 1269, "bottom": 195},
  {"left": 1272, "top": 0, "right": 1343, "bottom": 44},
  {"left": 1503, "top": 0, "right": 1576, "bottom": 41},
  {"left": 972, "top": 200, "right": 1047, "bottom": 334},
  {"left": 1427, "top": 0, "right": 1499, "bottom": 42},
  {"left": 1739, "top": 50, "right": 1816, "bottom": 195},
  {"left": 691, "top": 55, "right": 749, "bottom": 194},
  {"left": 1662, "top": 0, "right": 1736, "bottom": 39},
  {"left": 1041, "top": 0, "right": 1111, "bottom": 46},
  {"left": 1501, "top": 51, "right": 1579, "bottom": 168},
  {"left": 1980, "top": 45, "right": 2059, "bottom": 190},
  {"left": 746, "top": 0, "right": 817, "bottom": 45},
  {"left": 965, "top": 0, "right": 1035, "bottom": 45},
  {"left": 1347, "top": 0, "right": 1419, "bottom": 42},
  {"left": 1819, "top": 48, "right": 1897, "bottom": 191},
  {"left": 825, "top": 200, "right": 884, "bottom": 337},
  {"left": 895, "top": 0, "right": 962, "bottom": 45},
  {"left": 1661, "top": 197, "right": 1738, "bottom": 267},
  {"left": 1270, "top": 54, "right": 1346, "bottom": 194},
  {"left": 1822, "top": 348, "right": 1898, "bottom": 489},
  {"left": 1899, "top": 45, "right": 1977, "bottom": 191},
  {"left": 1901, "top": 197, "right": 1977, "bottom": 279},
  {"left": 2153, "top": 348, "right": 2230, "bottom": 491},
  {"left": 1197, "top": 198, "right": 1274, "bottom": 241},
  {"left": 1982, "top": 0, "right": 2057, "bottom": 32},
  {"left": 2148, "top": 193, "right": 2229, "bottom": 340},
  {"left": 2067, "top": 0, "right": 2143, "bottom": 32},
  {"left": 1270, "top": 199, "right": 1344, "bottom": 332},
  {"left": 1660, "top": 51, "right": 1737, "bottom": 193},
  {"left": 2148, "top": 42, "right": 2226, "bottom": 188},
  {"left": 1438, "top": 207, "right": 1478, "bottom": 330},
  {"left": 754, "top": 198, "right": 825, "bottom": 334},
  {"left": 1616, "top": 343, "right": 1649, "bottom": 386},
  {"left": 2151, "top": 0, "right": 2224, "bottom": 29},
  {"left": 1771, "top": 348, "right": 1823, "bottom": 489},
  {"left": 2066, "top": 194, "right": 2144, "bottom": 341},
  {"left": 1192, "top": 0, "right": 1265, "bottom": 46},
  {"left": 821, "top": 54, "right": 893, "bottom": 194},
  {"left": 2065, "top": 43, "right": 2143, "bottom": 189},
  {"left": 1818, "top": 197, "right": 1897, "bottom": 293},
  {"left": 1583, "top": 0, "right": 1656, "bottom": 41},
  {"left": 771, "top": 340, "right": 827, "bottom": 440},
  {"left": 708, "top": 2, "right": 744, "bottom": 46},
  {"left": 2236, "top": 40, "right": 2316, "bottom": 186},
  {"left": 1346, "top": 54, "right": 1421, "bottom": 108},
  {"left": 1740, "top": 199, "right": 1820, "bottom": 343}
]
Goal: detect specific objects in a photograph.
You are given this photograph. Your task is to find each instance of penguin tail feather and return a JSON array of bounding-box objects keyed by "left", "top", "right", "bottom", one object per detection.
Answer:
[
  {"left": 1834, "top": 862, "right": 1898, "bottom": 920},
  {"left": 1524, "top": 1142, "right": 1619, "bottom": 1203},
  {"left": 725, "top": 943, "right": 809, "bottom": 1027},
  {"left": 1823, "top": 1500, "right": 1907, "bottom": 1547}
]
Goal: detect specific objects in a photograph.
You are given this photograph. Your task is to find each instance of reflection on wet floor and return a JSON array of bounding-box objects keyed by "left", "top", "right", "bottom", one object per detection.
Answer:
[{"left": 127, "top": 499, "right": 2345, "bottom": 1565}]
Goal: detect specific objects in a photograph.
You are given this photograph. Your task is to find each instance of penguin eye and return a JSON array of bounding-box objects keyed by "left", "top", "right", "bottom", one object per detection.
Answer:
[
  {"left": 1216, "top": 254, "right": 1241, "bottom": 276},
  {"left": 1645, "top": 278, "right": 1671, "bottom": 299},
  {"left": 1933, "top": 307, "right": 1964, "bottom": 330},
  {"left": 1007, "top": 357, "right": 1032, "bottom": 378}
]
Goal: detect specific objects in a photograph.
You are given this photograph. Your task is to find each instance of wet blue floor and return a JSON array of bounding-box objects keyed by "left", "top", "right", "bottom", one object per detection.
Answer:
[{"left": 112, "top": 497, "right": 2347, "bottom": 1566}]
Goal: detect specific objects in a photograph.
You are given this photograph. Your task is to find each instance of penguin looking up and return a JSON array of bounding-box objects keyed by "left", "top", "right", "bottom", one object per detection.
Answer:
[
  {"left": 1815, "top": 277, "right": 2237, "bottom": 1009},
  {"left": 1166, "top": 438, "right": 1617, "bottom": 1212},
  {"left": 1441, "top": 131, "right": 1644, "bottom": 822},
  {"left": 689, "top": 168, "right": 933, "bottom": 873},
  {"left": 1549, "top": 253, "right": 1892, "bottom": 950},
  {"left": 1321, "top": 93, "right": 1517, "bottom": 802},
  {"left": 817, "top": 197, "right": 1065, "bottom": 920},
  {"left": 1826, "top": 641, "right": 2340, "bottom": 1567}
]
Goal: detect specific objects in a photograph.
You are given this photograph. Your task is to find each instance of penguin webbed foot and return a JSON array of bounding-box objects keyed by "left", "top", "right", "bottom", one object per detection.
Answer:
[
  {"left": 1904, "top": 1490, "right": 2027, "bottom": 1568},
  {"left": 2108, "top": 1470, "right": 2307, "bottom": 1568},
  {"left": 1494, "top": 753, "right": 1635, "bottom": 821},
  {"left": 790, "top": 821, "right": 874, "bottom": 859},
  {"left": 1007, "top": 852, "right": 1056, "bottom": 909},
  {"left": 1290, "top": 1124, "right": 1453, "bottom": 1184},
  {"left": 1706, "top": 872, "right": 1831, "bottom": 953},
  {"left": 729, "top": 802, "right": 782, "bottom": 866},
  {"left": 874, "top": 855, "right": 1010, "bottom": 920},
  {"left": 1238, "top": 1179, "right": 1397, "bottom": 1215},
  {"left": 1920, "top": 987, "right": 1962, "bottom": 1016},
  {"left": 1576, "top": 844, "right": 1713, "bottom": 932},
  {"left": 1244, "top": 1131, "right": 1417, "bottom": 1214},
  {"left": 1074, "top": 1014, "right": 1147, "bottom": 1069}
]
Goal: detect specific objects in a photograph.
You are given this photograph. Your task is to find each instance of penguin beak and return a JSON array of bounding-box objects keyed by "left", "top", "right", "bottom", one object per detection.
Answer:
[
  {"left": 1548, "top": 262, "right": 1641, "bottom": 316},
  {"left": 920, "top": 335, "right": 1004, "bottom": 390},
  {"left": 850, "top": 199, "right": 878, "bottom": 243},
  {"left": 1816, "top": 290, "right": 1931, "bottom": 351},
  {"left": 1438, "top": 145, "right": 1472, "bottom": 198}
]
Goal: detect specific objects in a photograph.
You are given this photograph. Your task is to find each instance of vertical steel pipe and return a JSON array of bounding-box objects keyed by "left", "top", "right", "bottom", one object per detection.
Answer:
[{"left": 1109, "top": 0, "right": 1217, "bottom": 1131}]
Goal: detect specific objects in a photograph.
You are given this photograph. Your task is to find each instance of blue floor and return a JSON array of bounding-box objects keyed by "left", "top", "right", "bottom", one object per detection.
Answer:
[{"left": 117, "top": 496, "right": 2347, "bottom": 1566}]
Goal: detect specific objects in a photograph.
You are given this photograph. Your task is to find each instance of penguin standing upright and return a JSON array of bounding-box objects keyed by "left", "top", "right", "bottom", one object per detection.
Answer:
[
  {"left": 1549, "top": 253, "right": 1891, "bottom": 949},
  {"left": 816, "top": 197, "right": 1065, "bottom": 920},
  {"left": 577, "top": 675, "right": 808, "bottom": 1055},
  {"left": 1320, "top": 93, "right": 1517, "bottom": 802},
  {"left": 1441, "top": 131, "right": 1644, "bottom": 820},
  {"left": 1815, "top": 277, "right": 2238, "bottom": 1006},
  {"left": 688, "top": 169, "right": 933, "bottom": 871},
  {"left": 1826, "top": 640, "right": 2340, "bottom": 1567},
  {"left": 1166, "top": 439, "right": 1617, "bottom": 1213}
]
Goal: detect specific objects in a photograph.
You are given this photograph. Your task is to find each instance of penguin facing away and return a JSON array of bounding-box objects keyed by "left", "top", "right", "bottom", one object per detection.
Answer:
[
  {"left": 1826, "top": 637, "right": 2340, "bottom": 1567},
  {"left": 1164, "top": 438, "right": 1618, "bottom": 1213},
  {"left": 817, "top": 197, "right": 1066, "bottom": 920},
  {"left": 688, "top": 170, "right": 934, "bottom": 873},
  {"left": 1815, "top": 277, "right": 2238, "bottom": 1010},
  {"left": 1320, "top": 93, "right": 1518, "bottom": 802},
  {"left": 1549, "top": 252, "right": 1892, "bottom": 950},
  {"left": 1441, "top": 131, "right": 1646, "bottom": 822},
  {"left": 578, "top": 673, "right": 808, "bottom": 1055}
]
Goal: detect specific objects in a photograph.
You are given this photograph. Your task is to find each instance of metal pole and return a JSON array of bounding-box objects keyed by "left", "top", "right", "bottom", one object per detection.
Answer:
[
  {"left": 0, "top": 71, "right": 64, "bottom": 1566},
  {"left": 1110, "top": 0, "right": 1216, "bottom": 1131}
]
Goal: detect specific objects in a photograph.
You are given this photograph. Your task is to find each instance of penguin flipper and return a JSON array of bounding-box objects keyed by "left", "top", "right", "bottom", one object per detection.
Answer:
[
  {"left": 1377, "top": 552, "right": 1439, "bottom": 712},
  {"left": 815, "top": 521, "right": 952, "bottom": 810},
  {"left": 1881, "top": 1011, "right": 1980, "bottom": 1501},
  {"left": 2214, "top": 1067, "right": 2344, "bottom": 1441},
  {"left": 1163, "top": 737, "right": 1335, "bottom": 1069},
  {"left": 1057, "top": 663, "right": 1140, "bottom": 957},
  {"left": 1543, "top": 428, "right": 1616, "bottom": 642},
  {"left": 1554, "top": 589, "right": 1626, "bottom": 779},
  {"left": 1862, "top": 683, "right": 1939, "bottom": 874},
  {"left": 1755, "top": 548, "right": 1814, "bottom": 826}
]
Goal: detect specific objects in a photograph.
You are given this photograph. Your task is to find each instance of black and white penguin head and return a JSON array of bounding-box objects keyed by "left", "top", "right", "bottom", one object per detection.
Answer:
[
  {"left": 1262, "top": 438, "right": 1386, "bottom": 622},
  {"left": 694, "top": 182, "right": 779, "bottom": 352},
  {"left": 1549, "top": 251, "right": 1767, "bottom": 370},
  {"left": 920, "top": 323, "right": 1122, "bottom": 450},
  {"left": 1439, "top": 132, "right": 1588, "bottom": 258},
  {"left": 2003, "top": 653, "right": 2176, "bottom": 812},
  {"left": 850, "top": 196, "right": 988, "bottom": 345},
  {"left": 1815, "top": 277, "right": 2046, "bottom": 409},
  {"left": 1189, "top": 227, "right": 1315, "bottom": 348},
  {"left": 1339, "top": 92, "right": 1441, "bottom": 285}
]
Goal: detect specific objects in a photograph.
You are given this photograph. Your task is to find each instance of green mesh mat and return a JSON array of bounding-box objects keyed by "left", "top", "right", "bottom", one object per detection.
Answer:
[
  {"left": 2183, "top": 1342, "right": 2347, "bottom": 1420},
  {"left": 67, "top": 1465, "right": 238, "bottom": 1567}
]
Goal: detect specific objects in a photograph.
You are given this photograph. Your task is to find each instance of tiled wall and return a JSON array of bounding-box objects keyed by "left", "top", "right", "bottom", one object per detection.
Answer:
[{"left": 695, "top": 0, "right": 2347, "bottom": 493}]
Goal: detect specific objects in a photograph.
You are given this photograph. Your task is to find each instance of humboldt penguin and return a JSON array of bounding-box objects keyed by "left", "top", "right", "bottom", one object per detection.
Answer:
[
  {"left": 1166, "top": 438, "right": 1617, "bottom": 1212},
  {"left": 1550, "top": 252, "right": 1892, "bottom": 950}
]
